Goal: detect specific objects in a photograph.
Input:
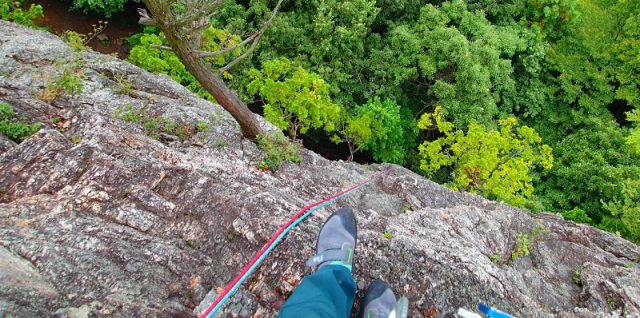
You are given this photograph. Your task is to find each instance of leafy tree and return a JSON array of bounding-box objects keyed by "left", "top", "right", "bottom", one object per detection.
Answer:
[
  {"left": 257, "top": 0, "right": 380, "bottom": 106},
  {"left": 0, "top": 0, "right": 42, "bottom": 27},
  {"left": 127, "top": 27, "right": 245, "bottom": 101},
  {"left": 418, "top": 106, "right": 553, "bottom": 206},
  {"left": 70, "top": 0, "right": 127, "bottom": 17},
  {"left": 369, "top": 0, "right": 527, "bottom": 127},
  {"left": 247, "top": 58, "right": 342, "bottom": 139},
  {"left": 628, "top": 109, "right": 640, "bottom": 155},
  {"left": 525, "top": 0, "right": 640, "bottom": 243},
  {"left": 137, "top": 0, "right": 286, "bottom": 139},
  {"left": 562, "top": 207, "right": 593, "bottom": 224},
  {"left": 522, "top": 0, "right": 579, "bottom": 40},
  {"left": 534, "top": 117, "right": 640, "bottom": 241},
  {"left": 601, "top": 178, "right": 640, "bottom": 242},
  {"left": 332, "top": 98, "right": 414, "bottom": 164}
]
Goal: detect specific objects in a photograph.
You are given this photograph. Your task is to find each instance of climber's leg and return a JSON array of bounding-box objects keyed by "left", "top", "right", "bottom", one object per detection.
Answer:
[
  {"left": 278, "top": 264, "right": 356, "bottom": 318},
  {"left": 279, "top": 207, "right": 358, "bottom": 318}
]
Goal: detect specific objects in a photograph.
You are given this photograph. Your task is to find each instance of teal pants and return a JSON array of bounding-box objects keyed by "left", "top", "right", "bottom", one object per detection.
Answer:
[{"left": 278, "top": 265, "right": 356, "bottom": 318}]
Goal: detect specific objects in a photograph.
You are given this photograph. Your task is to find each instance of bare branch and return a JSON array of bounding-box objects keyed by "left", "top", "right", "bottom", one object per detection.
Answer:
[
  {"left": 189, "top": 20, "right": 212, "bottom": 36},
  {"left": 218, "top": 34, "right": 261, "bottom": 74},
  {"left": 174, "top": 0, "right": 224, "bottom": 29},
  {"left": 151, "top": 44, "right": 174, "bottom": 51},
  {"left": 197, "top": 30, "right": 261, "bottom": 57},
  {"left": 137, "top": 8, "right": 159, "bottom": 27},
  {"left": 214, "top": 0, "right": 284, "bottom": 72}
]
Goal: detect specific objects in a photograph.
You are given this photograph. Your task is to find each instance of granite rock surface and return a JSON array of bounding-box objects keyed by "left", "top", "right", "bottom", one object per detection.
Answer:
[{"left": 1, "top": 21, "right": 639, "bottom": 318}]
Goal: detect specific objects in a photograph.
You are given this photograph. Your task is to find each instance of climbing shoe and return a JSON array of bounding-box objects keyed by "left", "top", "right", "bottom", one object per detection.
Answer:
[
  {"left": 306, "top": 207, "right": 357, "bottom": 271},
  {"left": 360, "top": 280, "right": 409, "bottom": 318}
]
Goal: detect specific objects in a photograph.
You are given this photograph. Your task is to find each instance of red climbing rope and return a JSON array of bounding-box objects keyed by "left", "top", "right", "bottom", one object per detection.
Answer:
[{"left": 198, "top": 170, "right": 384, "bottom": 318}]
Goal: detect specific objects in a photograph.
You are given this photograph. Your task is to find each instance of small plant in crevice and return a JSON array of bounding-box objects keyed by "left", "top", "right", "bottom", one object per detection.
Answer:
[
  {"left": 382, "top": 231, "right": 393, "bottom": 240},
  {"left": 38, "top": 32, "right": 88, "bottom": 103},
  {"left": 62, "top": 31, "right": 89, "bottom": 53},
  {"left": 256, "top": 133, "right": 301, "bottom": 172},
  {"left": 573, "top": 266, "right": 582, "bottom": 286},
  {"left": 38, "top": 60, "right": 85, "bottom": 102},
  {"left": 113, "top": 74, "right": 133, "bottom": 96},
  {"left": 531, "top": 223, "right": 551, "bottom": 238},
  {"left": 511, "top": 232, "right": 531, "bottom": 261},
  {"left": 490, "top": 254, "right": 501, "bottom": 264},
  {"left": 0, "top": 102, "right": 41, "bottom": 142},
  {"left": 113, "top": 105, "right": 213, "bottom": 142},
  {"left": 213, "top": 139, "right": 228, "bottom": 148},
  {"left": 510, "top": 223, "right": 550, "bottom": 262},
  {"left": 195, "top": 121, "right": 210, "bottom": 133},
  {"left": 607, "top": 297, "right": 618, "bottom": 310}
]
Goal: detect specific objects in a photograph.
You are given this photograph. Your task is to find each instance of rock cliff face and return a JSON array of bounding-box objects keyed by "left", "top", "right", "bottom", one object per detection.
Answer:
[{"left": 0, "top": 21, "right": 639, "bottom": 318}]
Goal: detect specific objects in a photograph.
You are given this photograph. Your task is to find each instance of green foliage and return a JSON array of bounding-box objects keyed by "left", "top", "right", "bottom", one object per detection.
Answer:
[
  {"left": 628, "top": 109, "right": 640, "bottom": 156},
  {"left": 382, "top": 231, "right": 393, "bottom": 240},
  {"left": 62, "top": 31, "right": 89, "bottom": 53},
  {"left": 380, "top": 0, "right": 523, "bottom": 127},
  {"left": 0, "top": 102, "right": 41, "bottom": 142},
  {"left": 39, "top": 60, "right": 85, "bottom": 102},
  {"left": 536, "top": 119, "right": 640, "bottom": 242},
  {"left": 248, "top": 58, "right": 342, "bottom": 139},
  {"left": 69, "top": 0, "right": 127, "bottom": 17},
  {"left": 127, "top": 26, "right": 244, "bottom": 102},
  {"left": 334, "top": 98, "right": 414, "bottom": 164},
  {"left": 523, "top": 0, "right": 640, "bottom": 243},
  {"left": 0, "top": 0, "right": 43, "bottom": 28},
  {"left": 418, "top": 106, "right": 553, "bottom": 206},
  {"left": 256, "top": 133, "right": 301, "bottom": 172},
  {"left": 573, "top": 266, "right": 582, "bottom": 286},
  {"left": 511, "top": 232, "right": 531, "bottom": 261},
  {"left": 127, "top": 30, "right": 196, "bottom": 93},
  {"left": 113, "top": 105, "right": 209, "bottom": 142},
  {"left": 562, "top": 207, "right": 593, "bottom": 225},
  {"left": 490, "top": 254, "right": 501, "bottom": 264},
  {"left": 523, "top": 0, "right": 580, "bottom": 39},
  {"left": 252, "top": 0, "right": 380, "bottom": 107}
]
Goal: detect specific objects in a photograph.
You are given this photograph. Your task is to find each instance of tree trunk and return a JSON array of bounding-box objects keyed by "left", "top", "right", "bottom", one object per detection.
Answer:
[{"left": 142, "top": 0, "right": 263, "bottom": 139}]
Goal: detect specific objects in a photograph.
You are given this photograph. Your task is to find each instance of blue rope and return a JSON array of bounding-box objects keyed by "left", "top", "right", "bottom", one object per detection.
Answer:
[{"left": 205, "top": 193, "right": 350, "bottom": 317}]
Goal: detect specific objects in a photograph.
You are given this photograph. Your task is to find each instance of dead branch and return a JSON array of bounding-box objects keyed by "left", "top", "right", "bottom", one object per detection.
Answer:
[{"left": 174, "top": 0, "right": 224, "bottom": 29}]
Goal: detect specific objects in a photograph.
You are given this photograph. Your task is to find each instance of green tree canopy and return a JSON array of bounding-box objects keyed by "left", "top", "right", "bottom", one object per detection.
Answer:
[
  {"left": 332, "top": 98, "right": 415, "bottom": 164},
  {"left": 247, "top": 58, "right": 342, "bottom": 139},
  {"left": 70, "top": 0, "right": 127, "bottom": 17},
  {"left": 0, "top": 0, "right": 43, "bottom": 27},
  {"left": 418, "top": 106, "right": 553, "bottom": 206}
]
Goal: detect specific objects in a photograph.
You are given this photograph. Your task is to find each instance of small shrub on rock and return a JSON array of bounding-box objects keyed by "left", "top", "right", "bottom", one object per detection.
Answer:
[
  {"left": 0, "top": 102, "right": 41, "bottom": 142},
  {"left": 256, "top": 133, "right": 301, "bottom": 172}
]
